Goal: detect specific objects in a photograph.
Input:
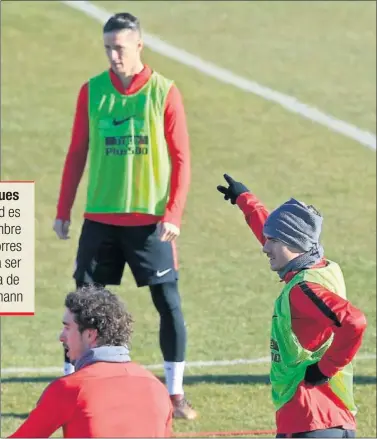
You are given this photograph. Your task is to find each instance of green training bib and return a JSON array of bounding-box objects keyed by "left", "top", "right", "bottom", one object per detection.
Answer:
[
  {"left": 270, "top": 260, "right": 357, "bottom": 415},
  {"left": 86, "top": 70, "right": 173, "bottom": 215}
]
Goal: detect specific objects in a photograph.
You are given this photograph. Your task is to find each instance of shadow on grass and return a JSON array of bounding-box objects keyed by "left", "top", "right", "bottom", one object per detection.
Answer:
[
  {"left": 0, "top": 413, "right": 28, "bottom": 419},
  {"left": 1, "top": 375, "right": 58, "bottom": 384},
  {"left": 178, "top": 374, "right": 377, "bottom": 386},
  {"left": 1, "top": 374, "right": 376, "bottom": 385}
]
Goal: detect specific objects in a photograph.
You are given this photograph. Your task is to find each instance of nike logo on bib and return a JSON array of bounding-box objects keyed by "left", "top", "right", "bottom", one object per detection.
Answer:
[
  {"left": 156, "top": 269, "right": 172, "bottom": 277},
  {"left": 112, "top": 115, "right": 134, "bottom": 126}
]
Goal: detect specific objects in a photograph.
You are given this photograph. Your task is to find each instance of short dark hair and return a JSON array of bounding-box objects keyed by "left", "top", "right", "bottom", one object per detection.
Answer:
[
  {"left": 65, "top": 285, "right": 134, "bottom": 347},
  {"left": 103, "top": 12, "right": 141, "bottom": 34}
]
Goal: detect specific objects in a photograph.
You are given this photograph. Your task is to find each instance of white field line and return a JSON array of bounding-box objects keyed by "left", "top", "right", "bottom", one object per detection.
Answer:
[
  {"left": 61, "top": 0, "right": 376, "bottom": 150},
  {"left": 1, "top": 353, "right": 375, "bottom": 376}
]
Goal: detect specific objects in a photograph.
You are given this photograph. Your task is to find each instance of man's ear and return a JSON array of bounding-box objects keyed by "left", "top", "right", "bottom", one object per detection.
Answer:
[{"left": 88, "top": 328, "right": 98, "bottom": 343}]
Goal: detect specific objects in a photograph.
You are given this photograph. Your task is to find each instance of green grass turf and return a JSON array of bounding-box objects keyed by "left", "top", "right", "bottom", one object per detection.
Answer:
[{"left": 1, "top": 1, "right": 375, "bottom": 437}]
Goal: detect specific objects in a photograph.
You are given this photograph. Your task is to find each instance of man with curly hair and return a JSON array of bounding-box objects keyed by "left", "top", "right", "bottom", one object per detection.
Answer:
[{"left": 9, "top": 285, "right": 173, "bottom": 438}]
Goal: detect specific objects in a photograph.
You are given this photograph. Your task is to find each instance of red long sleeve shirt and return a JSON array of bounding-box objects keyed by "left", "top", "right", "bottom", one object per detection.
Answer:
[
  {"left": 56, "top": 65, "right": 190, "bottom": 228},
  {"left": 9, "top": 362, "right": 173, "bottom": 438},
  {"left": 236, "top": 192, "right": 367, "bottom": 434}
]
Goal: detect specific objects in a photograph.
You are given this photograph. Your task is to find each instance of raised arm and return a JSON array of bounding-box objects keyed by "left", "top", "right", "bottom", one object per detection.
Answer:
[{"left": 217, "top": 174, "right": 269, "bottom": 246}]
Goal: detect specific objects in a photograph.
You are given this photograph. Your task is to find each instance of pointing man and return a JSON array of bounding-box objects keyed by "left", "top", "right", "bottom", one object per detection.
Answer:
[{"left": 217, "top": 174, "right": 367, "bottom": 438}]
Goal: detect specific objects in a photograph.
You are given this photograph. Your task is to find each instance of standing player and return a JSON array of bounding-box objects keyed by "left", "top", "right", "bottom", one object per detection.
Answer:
[{"left": 53, "top": 12, "right": 196, "bottom": 420}]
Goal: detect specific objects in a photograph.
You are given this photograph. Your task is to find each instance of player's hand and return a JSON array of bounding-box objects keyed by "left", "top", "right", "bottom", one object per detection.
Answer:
[
  {"left": 304, "top": 362, "right": 329, "bottom": 386},
  {"left": 217, "top": 174, "right": 250, "bottom": 205},
  {"left": 158, "top": 222, "right": 180, "bottom": 242},
  {"left": 53, "top": 219, "right": 71, "bottom": 240}
]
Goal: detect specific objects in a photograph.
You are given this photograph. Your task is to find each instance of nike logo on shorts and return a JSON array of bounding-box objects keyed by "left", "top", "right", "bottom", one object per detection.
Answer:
[{"left": 156, "top": 268, "right": 172, "bottom": 277}]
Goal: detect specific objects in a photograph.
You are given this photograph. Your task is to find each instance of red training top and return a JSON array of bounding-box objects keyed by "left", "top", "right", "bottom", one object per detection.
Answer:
[
  {"left": 9, "top": 362, "right": 173, "bottom": 438},
  {"left": 56, "top": 65, "right": 190, "bottom": 229},
  {"left": 236, "top": 192, "right": 367, "bottom": 435}
]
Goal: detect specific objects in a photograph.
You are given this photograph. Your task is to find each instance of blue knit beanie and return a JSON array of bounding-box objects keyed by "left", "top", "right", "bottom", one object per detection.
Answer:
[{"left": 263, "top": 198, "right": 323, "bottom": 252}]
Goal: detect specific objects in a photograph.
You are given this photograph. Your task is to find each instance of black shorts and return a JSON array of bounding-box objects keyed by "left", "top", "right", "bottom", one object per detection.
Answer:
[{"left": 73, "top": 219, "right": 179, "bottom": 287}]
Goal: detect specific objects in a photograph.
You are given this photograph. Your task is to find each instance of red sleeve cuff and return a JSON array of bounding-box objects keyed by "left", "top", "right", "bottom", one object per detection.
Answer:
[
  {"left": 56, "top": 208, "right": 71, "bottom": 222},
  {"left": 236, "top": 192, "right": 260, "bottom": 211},
  {"left": 162, "top": 212, "right": 181, "bottom": 229}
]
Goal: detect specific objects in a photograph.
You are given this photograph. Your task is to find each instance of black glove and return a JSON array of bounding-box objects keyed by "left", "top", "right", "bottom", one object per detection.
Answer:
[
  {"left": 217, "top": 174, "right": 250, "bottom": 205},
  {"left": 304, "top": 362, "right": 329, "bottom": 386}
]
